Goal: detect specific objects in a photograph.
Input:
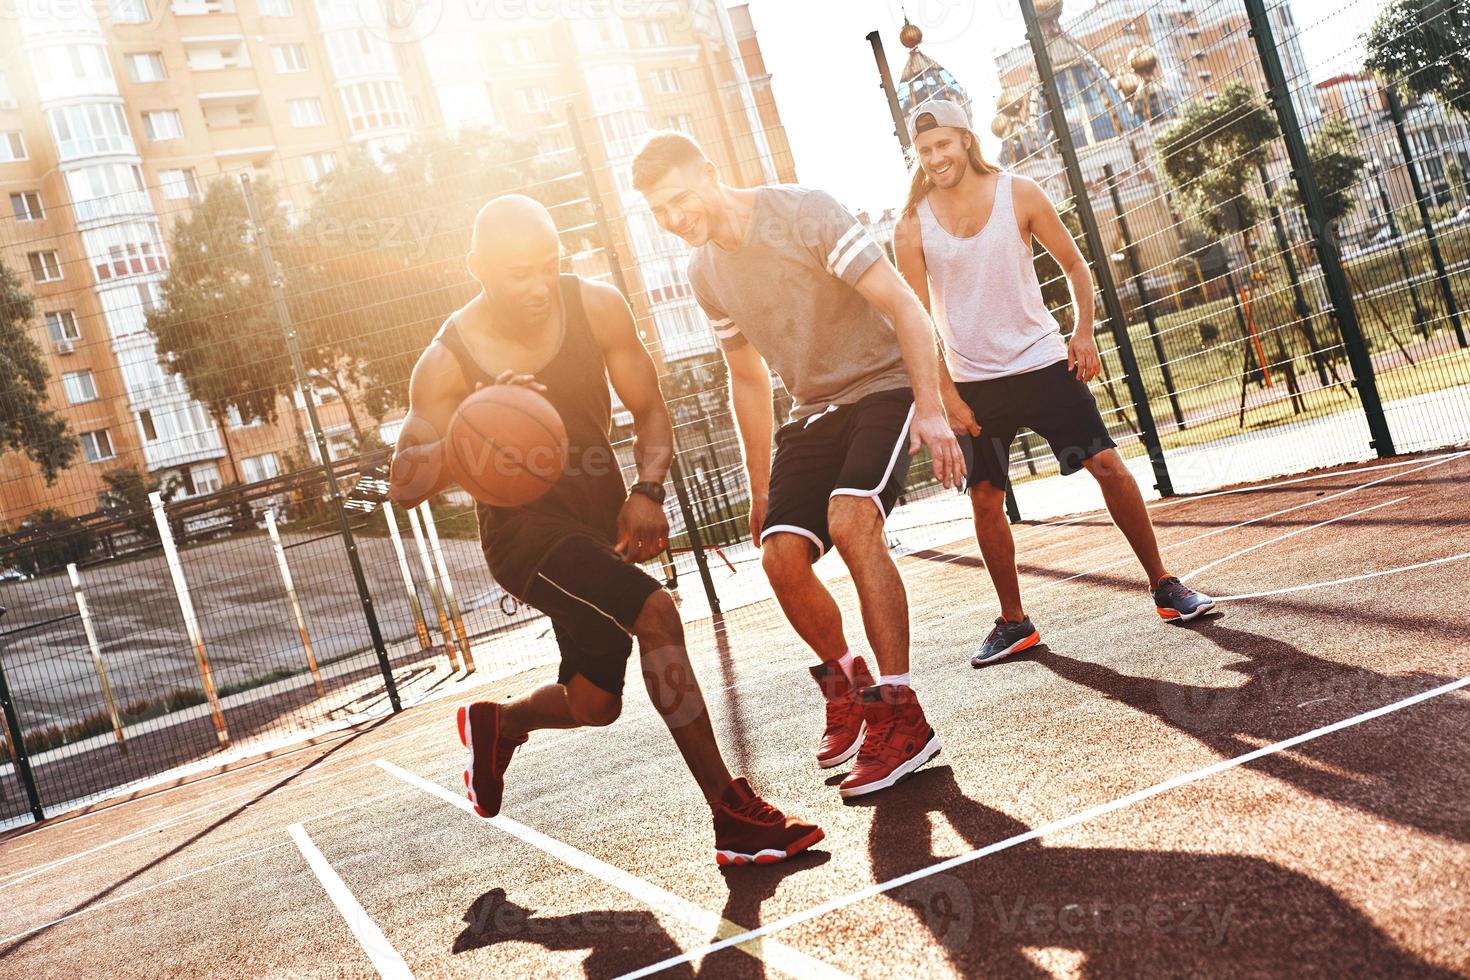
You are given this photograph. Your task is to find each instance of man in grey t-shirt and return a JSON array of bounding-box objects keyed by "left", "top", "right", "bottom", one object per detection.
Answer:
[{"left": 634, "top": 131, "right": 963, "bottom": 801}]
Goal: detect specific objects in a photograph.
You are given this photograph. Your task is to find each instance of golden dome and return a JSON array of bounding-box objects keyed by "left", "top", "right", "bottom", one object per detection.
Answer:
[
  {"left": 1116, "top": 71, "right": 1140, "bottom": 98},
  {"left": 990, "top": 113, "right": 1012, "bottom": 138},
  {"left": 1035, "top": 0, "right": 1064, "bottom": 23},
  {"left": 1129, "top": 44, "right": 1158, "bottom": 77},
  {"left": 899, "top": 17, "right": 923, "bottom": 49},
  {"left": 997, "top": 86, "right": 1027, "bottom": 117}
]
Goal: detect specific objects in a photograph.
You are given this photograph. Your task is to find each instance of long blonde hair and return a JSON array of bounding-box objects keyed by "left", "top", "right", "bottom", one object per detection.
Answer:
[{"left": 902, "top": 128, "right": 1001, "bottom": 218}]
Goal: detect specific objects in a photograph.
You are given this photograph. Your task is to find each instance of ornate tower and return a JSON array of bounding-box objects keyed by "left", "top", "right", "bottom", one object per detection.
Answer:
[{"left": 895, "top": 16, "right": 971, "bottom": 121}]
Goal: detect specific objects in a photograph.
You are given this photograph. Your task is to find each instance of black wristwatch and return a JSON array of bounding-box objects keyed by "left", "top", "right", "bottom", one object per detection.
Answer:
[{"left": 629, "top": 481, "right": 666, "bottom": 504}]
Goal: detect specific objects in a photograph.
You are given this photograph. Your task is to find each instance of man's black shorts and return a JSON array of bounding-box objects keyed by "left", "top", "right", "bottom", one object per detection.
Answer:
[
  {"left": 512, "top": 535, "right": 662, "bottom": 697},
  {"left": 957, "top": 360, "right": 1116, "bottom": 491},
  {"left": 761, "top": 386, "right": 914, "bottom": 560}
]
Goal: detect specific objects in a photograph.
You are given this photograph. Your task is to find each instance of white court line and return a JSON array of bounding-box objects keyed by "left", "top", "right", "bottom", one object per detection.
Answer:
[
  {"left": 1181, "top": 496, "right": 1410, "bottom": 582},
  {"left": 1217, "top": 551, "right": 1470, "bottom": 602},
  {"left": 376, "top": 760, "right": 848, "bottom": 980},
  {"left": 1149, "top": 450, "right": 1469, "bottom": 508},
  {"left": 289, "top": 823, "right": 414, "bottom": 979},
  {"left": 617, "top": 672, "right": 1470, "bottom": 979},
  {"left": 0, "top": 787, "right": 415, "bottom": 949}
]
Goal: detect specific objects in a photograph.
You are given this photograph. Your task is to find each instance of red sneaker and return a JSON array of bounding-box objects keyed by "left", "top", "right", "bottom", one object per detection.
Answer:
[
  {"left": 839, "top": 685, "right": 941, "bottom": 799},
  {"left": 456, "top": 701, "right": 526, "bottom": 818},
  {"left": 712, "top": 778, "right": 825, "bottom": 866},
  {"left": 810, "top": 656, "right": 875, "bottom": 769}
]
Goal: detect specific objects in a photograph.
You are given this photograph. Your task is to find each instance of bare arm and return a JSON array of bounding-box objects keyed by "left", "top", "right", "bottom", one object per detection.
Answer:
[
  {"left": 893, "top": 212, "right": 979, "bottom": 437},
  {"left": 1017, "top": 177, "right": 1100, "bottom": 382},
  {"left": 722, "top": 340, "right": 774, "bottom": 542},
  {"left": 584, "top": 280, "right": 672, "bottom": 562},
  {"left": 852, "top": 258, "right": 965, "bottom": 488},
  {"left": 390, "top": 343, "right": 468, "bottom": 509}
]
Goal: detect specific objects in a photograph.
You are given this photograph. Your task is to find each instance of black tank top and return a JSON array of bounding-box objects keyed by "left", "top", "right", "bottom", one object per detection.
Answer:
[{"left": 434, "top": 275, "right": 627, "bottom": 587}]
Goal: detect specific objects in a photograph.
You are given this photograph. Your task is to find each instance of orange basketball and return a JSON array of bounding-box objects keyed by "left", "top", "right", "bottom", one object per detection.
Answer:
[{"left": 445, "top": 385, "right": 567, "bottom": 507}]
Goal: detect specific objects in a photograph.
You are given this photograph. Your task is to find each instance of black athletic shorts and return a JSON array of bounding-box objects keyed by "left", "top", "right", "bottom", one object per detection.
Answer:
[
  {"left": 514, "top": 534, "right": 663, "bottom": 697},
  {"left": 761, "top": 386, "right": 915, "bottom": 560},
  {"left": 956, "top": 360, "right": 1116, "bottom": 491}
]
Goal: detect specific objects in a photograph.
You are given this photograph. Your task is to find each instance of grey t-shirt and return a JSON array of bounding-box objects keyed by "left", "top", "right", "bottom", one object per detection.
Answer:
[{"left": 687, "top": 185, "right": 911, "bottom": 421}]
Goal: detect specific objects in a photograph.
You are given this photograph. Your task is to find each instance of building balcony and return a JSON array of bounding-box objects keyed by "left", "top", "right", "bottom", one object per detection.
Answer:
[{"left": 142, "top": 432, "right": 225, "bottom": 472}]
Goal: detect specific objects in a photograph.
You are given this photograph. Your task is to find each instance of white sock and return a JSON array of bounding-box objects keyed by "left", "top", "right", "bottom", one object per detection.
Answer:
[
  {"left": 835, "top": 650, "right": 857, "bottom": 681},
  {"left": 878, "top": 672, "right": 910, "bottom": 689}
]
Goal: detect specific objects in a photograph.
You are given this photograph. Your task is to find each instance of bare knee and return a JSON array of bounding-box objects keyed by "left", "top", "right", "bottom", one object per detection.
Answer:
[
  {"left": 970, "top": 483, "right": 1006, "bottom": 517},
  {"left": 1082, "top": 449, "right": 1131, "bottom": 483},
  {"left": 631, "top": 588, "right": 682, "bottom": 649},
  {"left": 827, "top": 496, "right": 882, "bottom": 555},
  {"left": 568, "top": 686, "right": 621, "bottom": 727},
  {"left": 762, "top": 531, "right": 817, "bottom": 588}
]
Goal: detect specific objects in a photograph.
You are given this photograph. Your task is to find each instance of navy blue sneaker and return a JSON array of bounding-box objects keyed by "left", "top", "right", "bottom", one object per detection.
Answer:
[
  {"left": 971, "top": 616, "right": 1040, "bottom": 667},
  {"left": 1153, "top": 577, "right": 1215, "bottom": 622}
]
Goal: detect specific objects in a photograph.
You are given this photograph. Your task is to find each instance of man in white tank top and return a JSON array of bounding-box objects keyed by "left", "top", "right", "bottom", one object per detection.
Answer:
[{"left": 893, "top": 100, "right": 1215, "bottom": 665}]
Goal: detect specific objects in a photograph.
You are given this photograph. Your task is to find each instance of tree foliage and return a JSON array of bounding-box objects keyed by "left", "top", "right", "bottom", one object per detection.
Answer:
[
  {"left": 1294, "top": 116, "right": 1367, "bottom": 238},
  {"left": 0, "top": 262, "right": 80, "bottom": 483},
  {"left": 1364, "top": 0, "right": 1470, "bottom": 115},
  {"left": 1155, "top": 81, "right": 1280, "bottom": 236},
  {"left": 99, "top": 464, "right": 178, "bottom": 541}
]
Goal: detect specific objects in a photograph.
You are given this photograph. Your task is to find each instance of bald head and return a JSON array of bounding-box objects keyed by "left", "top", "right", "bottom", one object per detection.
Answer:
[{"left": 467, "top": 194, "right": 562, "bottom": 324}]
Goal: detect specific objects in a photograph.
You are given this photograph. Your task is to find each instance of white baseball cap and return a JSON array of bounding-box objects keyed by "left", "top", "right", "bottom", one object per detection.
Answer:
[{"left": 907, "top": 98, "right": 971, "bottom": 142}]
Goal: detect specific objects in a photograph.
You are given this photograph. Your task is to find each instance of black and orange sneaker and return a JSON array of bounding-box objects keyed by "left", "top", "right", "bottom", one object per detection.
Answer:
[
  {"left": 840, "top": 685, "right": 941, "bottom": 799},
  {"left": 1153, "top": 576, "right": 1216, "bottom": 622},
  {"left": 970, "top": 616, "right": 1041, "bottom": 667},
  {"left": 711, "top": 778, "right": 825, "bottom": 866},
  {"left": 457, "top": 701, "right": 526, "bottom": 818},
  {"left": 810, "top": 655, "right": 875, "bottom": 769}
]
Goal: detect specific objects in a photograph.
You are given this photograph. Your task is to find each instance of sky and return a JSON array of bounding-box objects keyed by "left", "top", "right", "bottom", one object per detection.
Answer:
[{"left": 738, "top": 0, "right": 1391, "bottom": 215}]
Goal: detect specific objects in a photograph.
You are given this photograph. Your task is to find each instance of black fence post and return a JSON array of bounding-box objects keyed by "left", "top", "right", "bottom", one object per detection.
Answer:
[
  {"left": 1385, "top": 84, "right": 1466, "bottom": 348},
  {"left": 1104, "top": 164, "right": 1184, "bottom": 431},
  {"left": 1243, "top": 0, "right": 1395, "bottom": 457},
  {"left": 566, "top": 104, "right": 723, "bottom": 615},
  {"left": 239, "top": 176, "right": 401, "bottom": 713},
  {"left": 0, "top": 607, "right": 44, "bottom": 822},
  {"left": 867, "top": 31, "right": 912, "bottom": 155},
  {"left": 1019, "top": 0, "right": 1174, "bottom": 496}
]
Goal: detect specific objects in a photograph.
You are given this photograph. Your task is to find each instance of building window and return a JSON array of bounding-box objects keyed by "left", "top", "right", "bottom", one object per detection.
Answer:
[
  {"left": 632, "top": 21, "right": 667, "bottom": 46},
  {"left": 63, "top": 370, "right": 99, "bottom": 404},
  {"left": 241, "top": 452, "right": 280, "bottom": 482},
  {"left": 81, "top": 429, "right": 116, "bottom": 463},
  {"left": 191, "top": 462, "right": 223, "bottom": 494},
  {"left": 324, "top": 28, "right": 396, "bottom": 76},
  {"left": 49, "top": 103, "right": 134, "bottom": 159},
  {"left": 665, "top": 114, "right": 694, "bottom": 135},
  {"left": 501, "top": 37, "right": 536, "bottom": 63},
  {"left": 301, "top": 151, "right": 336, "bottom": 183},
  {"left": 158, "top": 167, "right": 201, "bottom": 200},
  {"left": 110, "top": 0, "right": 149, "bottom": 22},
  {"left": 46, "top": 310, "right": 82, "bottom": 346},
  {"left": 66, "top": 163, "right": 150, "bottom": 222},
  {"left": 287, "top": 97, "right": 325, "bottom": 127},
  {"left": 1, "top": 132, "right": 26, "bottom": 161},
  {"left": 126, "top": 52, "right": 167, "bottom": 82},
  {"left": 651, "top": 68, "right": 680, "bottom": 94},
  {"left": 339, "top": 80, "right": 408, "bottom": 133},
  {"left": 258, "top": 0, "right": 291, "bottom": 13},
  {"left": 517, "top": 86, "right": 548, "bottom": 113},
  {"left": 138, "top": 409, "right": 158, "bottom": 442},
  {"left": 28, "top": 251, "right": 63, "bottom": 283},
  {"left": 143, "top": 109, "right": 183, "bottom": 141},
  {"left": 271, "top": 43, "right": 308, "bottom": 72},
  {"left": 88, "top": 222, "right": 167, "bottom": 281},
  {"left": 10, "top": 192, "right": 44, "bottom": 222}
]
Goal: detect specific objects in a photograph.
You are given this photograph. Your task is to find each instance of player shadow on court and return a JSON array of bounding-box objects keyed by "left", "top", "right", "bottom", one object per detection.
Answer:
[
  {"left": 699, "top": 850, "right": 833, "bottom": 978},
  {"left": 863, "top": 765, "right": 1458, "bottom": 978},
  {"left": 1025, "top": 620, "right": 1470, "bottom": 845},
  {"left": 453, "top": 887, "right": 694, "bottom": 976}
]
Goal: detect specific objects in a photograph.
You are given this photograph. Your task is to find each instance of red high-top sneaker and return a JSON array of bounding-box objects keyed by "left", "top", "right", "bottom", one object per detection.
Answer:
[
  {"left": 839, "top": 684, "right": 941, "bottom": 799},
  {"left": 711, "top": 778, "right": 825, "bottom": 866},
  {"left": 457, "top": 701, "right": 526, "bottom": 818},
  {"left": 810, "top": 655, "right": 875, "bottom": 768}
]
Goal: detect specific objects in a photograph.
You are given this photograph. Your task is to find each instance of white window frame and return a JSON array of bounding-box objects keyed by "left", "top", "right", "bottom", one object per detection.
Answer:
[
  {"left": 651, "top": 68, "right": 680, "bottom": 95},
  {"left": 126, "top": 51, "right": 167, "bottom": 82},
  {"left": 110, "top": 0, "right": 149, "bottom": 22},
  {"left": 63, "top": 370, "right": 100, "bottom": 404},
  {"left": 81, "top": 429, "right": 116, "bottom": 463},
  {"left": 301, "top": 151, "right": 336, "bottom": 183},
  {"left": 271, "top": 43, "right": 308, "bottom": 73},
  {"left": 11, "top": 192, "right": 44, "bottom": 222},
  {"left": 158, "top": 167, "right": 200, "bottom": 200},
  {"left": 258, "top": 0, "right": 291, "bottom": 14},
  {"left": 143, "top": 109, "right": 183, "bottom": 141},
  {"left": 46, "top": 310, "right": 82, "bottom": 345},
  {"left": 29, "top": 251, "right": 63, "bottom": 283},
  {"left": 287, "top": 97, "right": 325, "bottom": 127},
  {"left": 1, "top": 132, "right": 27, "bottom": 162},
  {"left": 49, "top": 103, "right": 134, "bottom": 159}
]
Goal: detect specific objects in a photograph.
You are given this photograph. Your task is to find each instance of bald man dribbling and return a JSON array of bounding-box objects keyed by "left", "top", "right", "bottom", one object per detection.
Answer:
[{"left": 390, "top": 195, "right": 822, "bottom": 866}]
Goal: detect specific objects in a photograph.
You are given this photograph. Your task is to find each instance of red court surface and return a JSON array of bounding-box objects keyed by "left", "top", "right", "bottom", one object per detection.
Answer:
[{"left": 2, "top": 450, "right": 1468, "bottom": 978}]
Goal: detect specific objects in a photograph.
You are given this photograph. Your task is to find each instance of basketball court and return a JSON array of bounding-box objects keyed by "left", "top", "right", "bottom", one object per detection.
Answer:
[{"left": 2, "top": 450, "right": 1467, "bottom": 978}]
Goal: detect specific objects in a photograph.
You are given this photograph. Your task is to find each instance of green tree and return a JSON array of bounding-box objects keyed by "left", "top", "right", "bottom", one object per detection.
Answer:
[
  {"left": 99, "top": 465, "right": 178, "bottom": 541},
  {"left": 1290, "top": 116, "right": 1367, "bottom": 246},
  {"left": 10, "top": 507, "right": 94, "bottom": 575},
  {"left": 147, "top": 178, "right": 295, "bottom": 482},
  {"left": 1448, "top": 158, "right": 1467, "bottom": 207},
  {"left": 1364, "top": 0, "right": 1470, "bottom": 116},
  {"left": 0, "top": 262, "right": 80, "bottom": 482},
  {"left": 1155, "top": 81, "right": 1280, "bottom": 242}
]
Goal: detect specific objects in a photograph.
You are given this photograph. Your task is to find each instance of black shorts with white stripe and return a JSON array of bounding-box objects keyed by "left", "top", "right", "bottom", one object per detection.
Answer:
[
  {"left": 520, "top": 535, "right": 663, "bottom": 697},
  {"left": 760, "top": 386, "right": 915, "bottom": 560}
]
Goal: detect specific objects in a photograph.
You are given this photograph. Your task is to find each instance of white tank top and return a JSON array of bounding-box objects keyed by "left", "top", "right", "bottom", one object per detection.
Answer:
[{"left": 918, "top": 172, "right": 1068, "bottom": 382}]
